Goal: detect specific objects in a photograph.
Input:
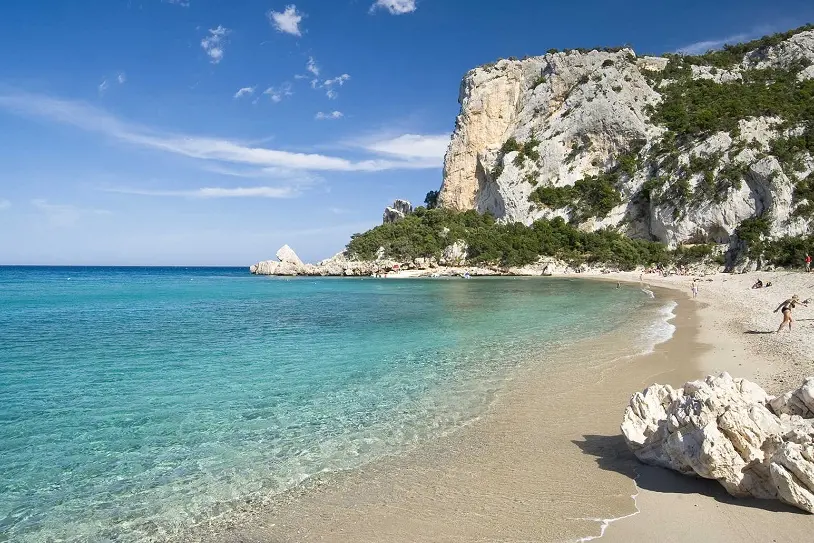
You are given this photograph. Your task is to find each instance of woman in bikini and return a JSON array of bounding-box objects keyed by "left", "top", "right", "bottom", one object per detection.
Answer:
[{"left": 774, "top": 294, "right": 805, "bottom": 333}]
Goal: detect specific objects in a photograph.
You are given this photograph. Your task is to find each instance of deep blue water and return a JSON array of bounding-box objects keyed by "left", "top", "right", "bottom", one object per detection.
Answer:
[{"left": 0, "top": 267, "right": 658, "bottom": 542}]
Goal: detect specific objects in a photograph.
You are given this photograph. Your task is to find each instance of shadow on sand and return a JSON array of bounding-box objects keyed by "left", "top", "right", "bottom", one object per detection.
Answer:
[
  {"left": 744, "top": 330, "right": 776, "bottom": 335},
  {"left": 573, "top": 434, "right": 805, "bottom": 514}
]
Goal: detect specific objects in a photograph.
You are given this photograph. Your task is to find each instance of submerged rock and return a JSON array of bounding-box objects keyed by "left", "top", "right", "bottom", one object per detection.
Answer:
[{"left": 621, "top": 373, "right": 814, "bottom": 513}]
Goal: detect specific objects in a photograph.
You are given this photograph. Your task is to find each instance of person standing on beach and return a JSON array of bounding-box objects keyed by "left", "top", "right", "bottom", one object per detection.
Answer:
[
  {"left": 774, "top": 295, "right": 806, "bottom": 333},
  {"left": 806, "top": 253, "right": 812, "bottom": 272},
  {"left": 691, "top": 282, "right": 698, "bottom": 298}
]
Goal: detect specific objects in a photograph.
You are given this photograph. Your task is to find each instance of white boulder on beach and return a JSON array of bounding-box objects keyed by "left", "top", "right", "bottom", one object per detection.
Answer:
[{"left": 621, "top": 373, "right": 814, "bottom": 513}]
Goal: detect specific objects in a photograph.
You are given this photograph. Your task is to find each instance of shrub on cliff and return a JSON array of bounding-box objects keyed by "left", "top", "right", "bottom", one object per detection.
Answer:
[{"left": 346, "top": 209, "right": 709, "bottom": 270}]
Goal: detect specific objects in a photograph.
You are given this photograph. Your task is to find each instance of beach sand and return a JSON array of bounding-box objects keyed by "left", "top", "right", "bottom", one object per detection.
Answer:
[{"left": 199, "top": 273, "right": 814, "bottom": 542}]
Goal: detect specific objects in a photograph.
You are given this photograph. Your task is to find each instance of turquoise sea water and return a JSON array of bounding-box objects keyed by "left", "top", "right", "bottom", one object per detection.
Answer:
[{"left": 0, "top": 267, "right": 667, "bottom": 542}]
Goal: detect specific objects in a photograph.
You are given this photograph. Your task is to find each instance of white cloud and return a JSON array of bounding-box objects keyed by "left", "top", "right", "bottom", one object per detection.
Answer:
[
  {"left": 315, "top": 111, "right": 344, "bottom": 120},
  {"left": 362, "top": 133, "right": 450, "bottom": 159},
  {"left": 164, "top": 0, "right": 190, "bottom": 6},
  {"left": 676, "top": 32, "right": 752, "bottom": 55},
  {"left": 370, "top": 0, "right": 417, "bottom": 15},
  {"left": 234, "top": 86, "right": 256, "bottom": 99},
  {"left": 269, "top": 5, "right": 304, "bottom": 37},
  {"left": 322, "top": 74, "right": 350, "bottom": 99},
  {"left": 117, "top": 72, "right": 127, "bottom": 84},
  {"left": 0, "top": 92, "right": 445, "bottom": 172},
  {"left": 98, "top": 79, "right": 109, "bottom": 95},
  {"left": 263, "top": 83, "right": 293, "bottom": 103},
  {"left": 201, "top": 25, "right": 229, "bottom": 64},
  {"left": 324, "top": 74, "right": 350, "bottom": 87},
  {"left": 306, "top": 56, "right": 320, "bottom": 77},
  {"left": 106, "top": 186, "right": 296, "bottom": 198},
  {"left": 0, "top": 199, "right": 10, "bottom": 210},
  {"left": 31, "top": 199, "right": 111, "bottom": 227}
]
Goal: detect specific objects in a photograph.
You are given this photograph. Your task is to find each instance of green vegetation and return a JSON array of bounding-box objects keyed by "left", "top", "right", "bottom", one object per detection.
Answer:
[
  {"left": 424, "top": 190, "right": 440, "bottom": 210},
  {"left": 529, "top": 174, "right": 622, "bottom": 221},
  {"left": 346, "top": 208, "right": 713, "bottom": 270},
  {"left": 531, "top": 73, "right": 547, "bottom": 89},
  {"left": 530, "top": 141, "right": 644, "bottom": 222},
  {"left": 649, "top": 65, "right": 814, "bottom": 142},
  {"left": 493, "top": 135, "right": 542, "bottom": 178},
  {"left": 793, "top": 173, "right": 814, "bottom": 218},
  {"left": 677, "top": 24, "right": 814, "bottom": 68}
]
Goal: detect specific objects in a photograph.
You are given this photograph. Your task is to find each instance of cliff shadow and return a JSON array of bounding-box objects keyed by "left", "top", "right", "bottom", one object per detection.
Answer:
[{"left": 573, "top": 434, "right": 805, "bottom": 514}]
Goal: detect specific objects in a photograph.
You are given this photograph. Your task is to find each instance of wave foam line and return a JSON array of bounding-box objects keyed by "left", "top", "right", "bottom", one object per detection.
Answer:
[{"left": 571, "top": 479, "right": 641, "bottom": 542}]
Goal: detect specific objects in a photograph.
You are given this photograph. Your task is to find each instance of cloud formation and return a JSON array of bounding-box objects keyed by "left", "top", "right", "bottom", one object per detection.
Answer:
[
  {"left": 0, "top": 92, "right": 447, "bottom": 173},
  {"left": 371, "top": 0, "right": 417, "bottom": 15},
  {"left": 31, "top": 199, "right": 111, "bottom": 227},
  {"left": 322, "top": 74, "right": 350, "bottom": 99},
  {"left": 117, "top": 72, "right": 127, "bottom": 84},
  {"left": 362, "top": 133, "right": 450, "bottom": 158},
  {"left": 676, "top": 32, "right": 752, "bottom": 55},
  {"left": 306, "top": 56, "right": 320, "bottom": 77},
  {"left": 201, "top": 25, "right": 229, "bottom": 64},
  {"left": 263, "top": 83, "right": 293, "bottom": 103},
  {"left": 269, "top": 5, "right": 304, "bottom": 37},
  {"left": 233, "top": 86, "right": 256, "bottom": 99},
  {"left": 315, "top": 111, "right": 344, "bottom": 120},
  {"left": 106, "top": 186, "right": 296, "bottom": 198}
]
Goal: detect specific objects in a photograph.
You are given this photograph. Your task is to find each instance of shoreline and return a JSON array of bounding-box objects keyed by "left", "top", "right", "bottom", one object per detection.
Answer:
[
  {"left": 594, "top": 271, "right": 814, "bottom": 541},
  {"left": 195, "top": 272, "right": 814, "bottom": 542},
  {"left": 193, "top": 284, "right": 700, "bottom": 542}
]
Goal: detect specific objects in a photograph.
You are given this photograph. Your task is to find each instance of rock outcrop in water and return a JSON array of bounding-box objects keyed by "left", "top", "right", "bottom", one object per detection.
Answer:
[
  {"left": 621, "top": 373, "right": 814, "bottom": 513},
  {"left": 437, "top": 27, "right": 814, "bottom": 267}
]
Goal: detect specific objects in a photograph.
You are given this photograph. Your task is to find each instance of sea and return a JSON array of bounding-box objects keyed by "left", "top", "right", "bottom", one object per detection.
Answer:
[{"left": 0, "top": 266, "right": 675, "bottom": 542}]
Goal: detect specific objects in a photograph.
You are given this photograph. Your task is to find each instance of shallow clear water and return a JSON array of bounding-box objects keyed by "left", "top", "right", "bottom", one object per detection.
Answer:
[{"left": 0, "top": 267, "right": 658, "bottom": 541}]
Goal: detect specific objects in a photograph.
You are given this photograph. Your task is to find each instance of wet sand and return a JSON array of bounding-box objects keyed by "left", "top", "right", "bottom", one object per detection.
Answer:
[
  {"left": 191, "top": 287, "right": 705, "bottom": 542},
  {"left": 193, "top": 277, "right": 814, "bottom": 542}
]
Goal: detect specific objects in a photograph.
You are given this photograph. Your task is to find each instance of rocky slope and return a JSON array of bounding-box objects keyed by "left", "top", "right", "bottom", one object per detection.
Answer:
[
  {"left": 438, "top": 28, "right": 814, "bottom": 259},
  {"left": 622, "top": 373, "right": 814, "bottom": 513}
]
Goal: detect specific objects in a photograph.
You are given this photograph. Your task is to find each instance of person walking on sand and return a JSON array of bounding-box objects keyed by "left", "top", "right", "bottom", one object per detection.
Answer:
[
  {"left": 806, "top": 253, "right": 812, "bottom": 272},
  {"left": 774, "top": 294, "right": 806, "bottom": 333},
  {"left": 691, "top": 281, "right": 698, "bottom": 298}
]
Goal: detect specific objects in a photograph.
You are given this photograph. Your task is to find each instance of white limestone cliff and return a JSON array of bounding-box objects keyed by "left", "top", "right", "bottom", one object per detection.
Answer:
[
  {"left": 438, "top": 30, "right": 814, "bottom": 254},
  {"left": 621, "top": 373, "right": 814, "bottom": 513}
]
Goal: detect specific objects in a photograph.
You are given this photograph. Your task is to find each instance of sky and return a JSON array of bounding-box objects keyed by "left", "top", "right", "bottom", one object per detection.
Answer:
[{"left": 0, "top": 0, "right": 813, "bottom": 265}]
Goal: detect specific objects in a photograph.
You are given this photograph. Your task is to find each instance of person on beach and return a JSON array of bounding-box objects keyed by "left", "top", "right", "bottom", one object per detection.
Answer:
[
  {"left": 806, "top": 253, "right": 812, "bottom": 272},
  {"left": 691, "top": 282, "right": 698, "bottom": 298},
  {"left": 774, "top": 295, "right": 806, "bottom": 333}
]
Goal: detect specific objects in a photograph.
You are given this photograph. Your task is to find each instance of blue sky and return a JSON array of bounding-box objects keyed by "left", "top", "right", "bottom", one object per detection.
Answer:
[{"left": 0, "top": 0, "right": 812, "bottom": 265}]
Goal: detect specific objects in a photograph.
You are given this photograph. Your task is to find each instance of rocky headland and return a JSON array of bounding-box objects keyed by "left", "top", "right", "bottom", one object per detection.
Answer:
[{"left": 251, "top": 26, "right": 814, "bottom": 277}]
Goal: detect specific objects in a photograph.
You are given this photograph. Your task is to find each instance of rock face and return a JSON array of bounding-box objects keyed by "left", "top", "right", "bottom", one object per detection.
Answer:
[
  {"left": 621, "top": 373, "right": 814, "bottom": 513},
  {"left": 382, "top": 199, "right": 413, "bottom": 224},
  {"left": 276, "top": 244, "right": 303, "bottom": 266},
  {"left": 437, "top": 29, "right": 814, "bottom": 252}
]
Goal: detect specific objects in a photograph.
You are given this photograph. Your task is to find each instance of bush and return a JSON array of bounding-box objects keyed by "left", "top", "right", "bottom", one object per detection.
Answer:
[{"left": 346, "top": 209, "right": 701, "bottom": 270}]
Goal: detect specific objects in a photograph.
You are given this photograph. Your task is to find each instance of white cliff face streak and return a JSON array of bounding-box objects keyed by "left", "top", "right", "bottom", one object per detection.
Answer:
[
  {"left": 438, "top": 30, "right": 814, "bottom": 253},
  {"left": 440, "top": 60, "right": 526, "bottom": 210}
]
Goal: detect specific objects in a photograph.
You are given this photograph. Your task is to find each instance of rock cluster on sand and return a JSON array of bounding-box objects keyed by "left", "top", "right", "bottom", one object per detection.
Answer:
[{"left": 622, "top": 373, "right": 814, "bottom": 513}]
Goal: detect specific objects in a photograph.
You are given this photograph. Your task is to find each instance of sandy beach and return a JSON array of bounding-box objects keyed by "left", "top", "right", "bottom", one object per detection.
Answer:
[
  {"left": 593, "top": 270, "right": 814, "bottom": 541},
  {"left": 198, "top": 271, "right": 814, "bottom": 542}
]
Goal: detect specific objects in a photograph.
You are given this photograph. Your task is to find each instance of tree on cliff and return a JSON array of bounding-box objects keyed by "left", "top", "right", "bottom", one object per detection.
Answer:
[{"left": 424, "top": 190, "right": 440, "bottom": 209}]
